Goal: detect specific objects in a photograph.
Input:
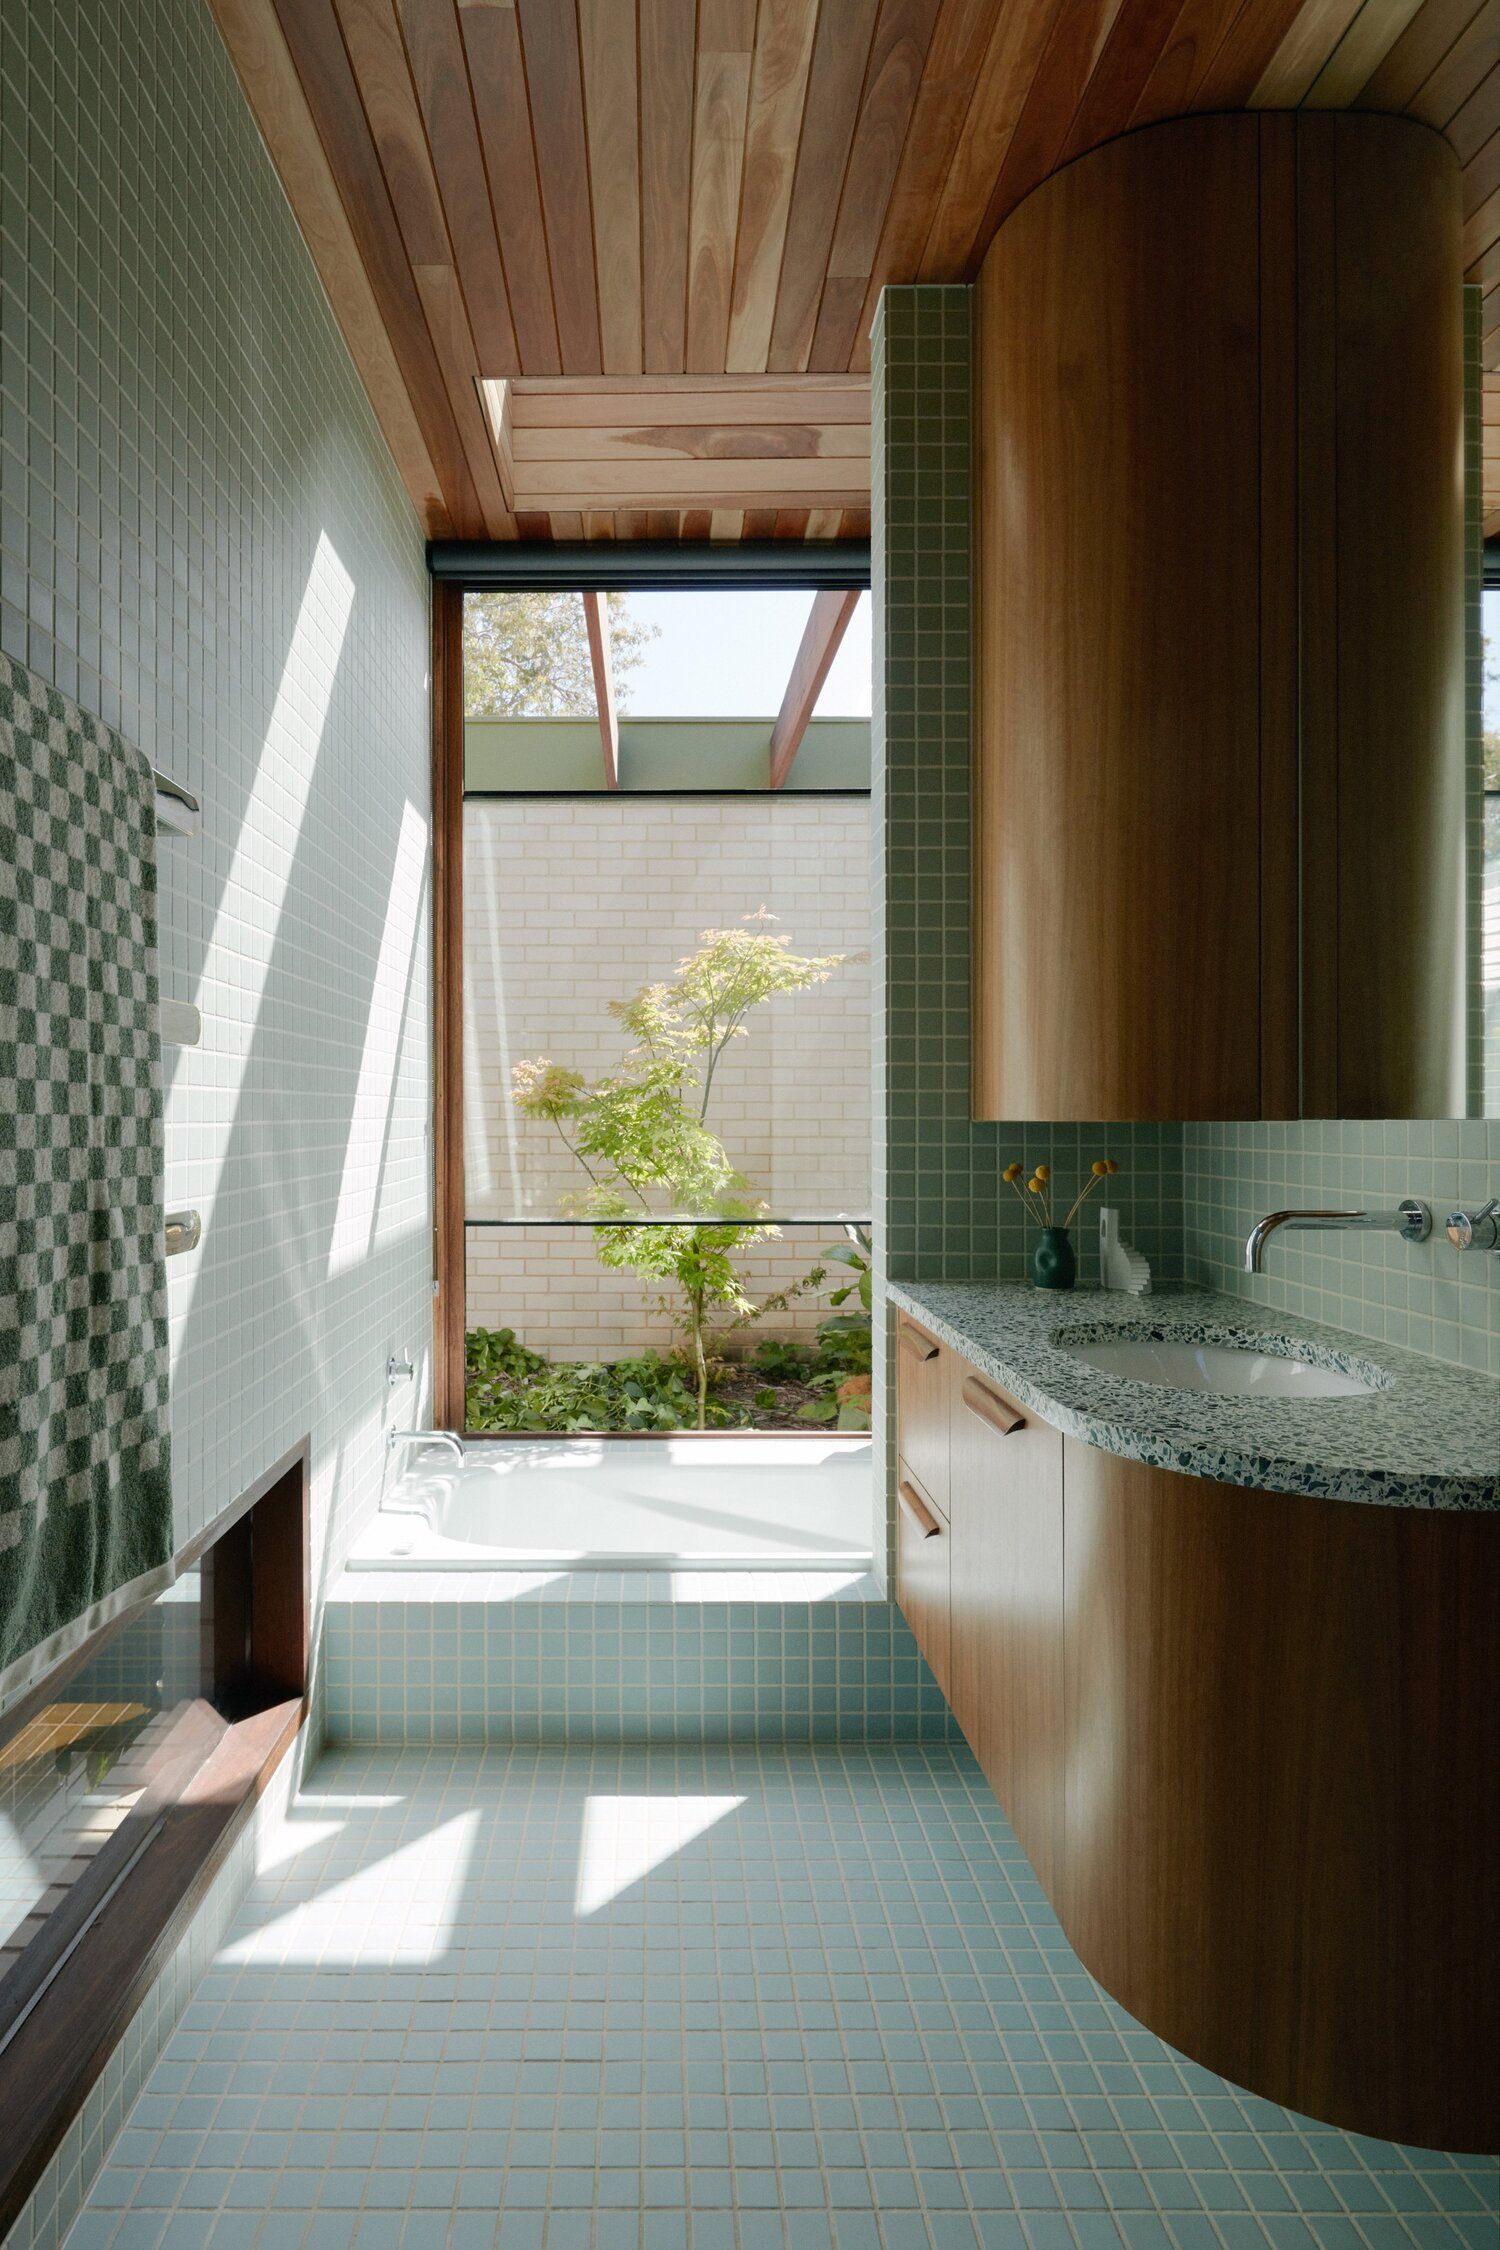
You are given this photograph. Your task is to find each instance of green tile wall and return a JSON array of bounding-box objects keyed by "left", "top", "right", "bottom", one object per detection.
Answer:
[{"left": 1182, "top": 1121, "right": 1500, "bottom": 1376}]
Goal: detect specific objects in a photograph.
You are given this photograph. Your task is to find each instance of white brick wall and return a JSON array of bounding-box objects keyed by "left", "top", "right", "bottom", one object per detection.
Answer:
[
  {"left": 466, "top": 1224, "right": 854, "bottom": 1360},
  {"left": 464, "top": 798, "right": 870, "bottom": 1354}
]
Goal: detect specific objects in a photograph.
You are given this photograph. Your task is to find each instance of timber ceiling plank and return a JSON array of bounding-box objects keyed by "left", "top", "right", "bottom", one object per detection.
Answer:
[
  {"left": 1356, "top": 0, "right": 1489, "bottom": 108},
  {"left": 1252, "top": 0, "right": 1368, "bottom": 105},
  {"left": 810, "top": 0, "right": 945, "bottom": 371},
  {"left": 268, "top": 0, "right": 484, "bottom": 532},
  {"left": 1465, "top": 125, "right": 1500, "bottom": 215},
  {"left": 579, "top": 0, "right": 645, "bottom": 375},
  {"left": 1406, "top": 0, "right": 1500, "bottom": 128},
  {"left": 410, "top": 261, "right": 516, "bottom": 531},
  {"left": 639, "top": 0, "right": 697, "bottom": 373},
  {"left": 1448, "top": 62, "right": 1500, "bottom": 162},
  {"left": 1063, "top": 0, "right": 1201, "bottom": 157},
  {"left": 227, "top": 0, "right": 1500, "bottom": 538},
  {"left": 395, "top": 0, "right": 518, "bottom": 374},
  {"left": 849, "top": 0, "right": 1006, "bottom": 366},
  {"left": 205, "top": 0, "right": 449, "bottom": 531},
  {"left": 333, "top": 0, "right": 513, "bottom": 532},
  {"left": 516, "top": 0, "right": 603, "bottom": 374},
  {"left": 976, "top": 0, "right": 1129, "bottom": 247},
  {"left": 917, "top": 0, "right": 1064, "bottom": 276},
  {"left": 768, "top": 0, "right": 881, "bottom": 371},
  {"left": 333, "top": 0, "right": 449, "bottom": 265},
  {"left": 687, "top": 0, "right": 757, "bottom": 372},
  {"left": 725, "top": 0, "right": 822, "bottom": 374},
  {"left": 1190, "top": 0, "right": 1309, "bottom": 106},
  {"left": 458, "top": 0, "right": 563, "bottom": 374},
  {"left": 1129, "top": 0, "right": 1251, "bottom": 127},
  {"left": 1302, "top": 0, "right": 1428, "bottom": 105}
]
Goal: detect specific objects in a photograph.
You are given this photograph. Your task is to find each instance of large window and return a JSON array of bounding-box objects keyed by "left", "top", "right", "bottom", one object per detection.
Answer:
[{"left": 440, "top": 571, "right": 874, "bottom": 1435}]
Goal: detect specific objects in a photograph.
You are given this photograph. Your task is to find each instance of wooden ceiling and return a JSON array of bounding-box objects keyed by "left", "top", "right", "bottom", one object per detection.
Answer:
[{"left": 211, "top": 0, "right": 1499, "bottom": 542}]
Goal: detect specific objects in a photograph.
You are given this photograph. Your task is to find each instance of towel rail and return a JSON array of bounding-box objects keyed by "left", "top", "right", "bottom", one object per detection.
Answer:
[
  {"left": 165, "top": 1209, "right": 201, "bottom": 1256},
  {"left": 152, "top": 770, "right": 200, "bottom": 839}
]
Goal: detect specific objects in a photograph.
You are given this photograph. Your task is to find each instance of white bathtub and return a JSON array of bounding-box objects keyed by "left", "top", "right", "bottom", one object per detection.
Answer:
[{"left": 350, "top": 1435, "right": 874, "bottom": 1570}]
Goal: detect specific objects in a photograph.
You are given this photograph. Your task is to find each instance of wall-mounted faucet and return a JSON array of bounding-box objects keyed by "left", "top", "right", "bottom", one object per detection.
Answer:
[
  {"left": 1244, "top": 1199, "right": 1431, "bottom": 1274},
  {"left": 387, "top": 1428, "right": 463, "bottom": 1463}
]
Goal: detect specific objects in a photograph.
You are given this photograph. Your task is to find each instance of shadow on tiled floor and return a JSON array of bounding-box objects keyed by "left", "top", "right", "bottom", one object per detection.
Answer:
[{"left": 63, "top": 1745, "right": 1498, "bottom": 2250}]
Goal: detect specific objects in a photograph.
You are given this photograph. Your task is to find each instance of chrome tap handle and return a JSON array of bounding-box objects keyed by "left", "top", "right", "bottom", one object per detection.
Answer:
[{"left": 1445, "top": 1200, "right": 1499, "bottom": 1253}]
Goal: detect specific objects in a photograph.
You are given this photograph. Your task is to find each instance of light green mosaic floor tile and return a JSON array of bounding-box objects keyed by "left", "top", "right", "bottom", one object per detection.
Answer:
[{"left": 60, "top": 1745, "right": 1498, "bottom": 2250}]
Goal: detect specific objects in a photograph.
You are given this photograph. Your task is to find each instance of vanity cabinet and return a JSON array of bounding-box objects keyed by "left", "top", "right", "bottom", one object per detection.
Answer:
[
  {"left": 972, "top": 110, "right": 1466, "bottom": 1122},
  {"left": 893, "top": 1326, "right": 1499, "bottom": 2151}
]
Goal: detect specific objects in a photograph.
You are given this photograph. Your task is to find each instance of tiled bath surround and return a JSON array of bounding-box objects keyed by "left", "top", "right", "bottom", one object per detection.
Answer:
[{"left": 322, "top": 1573, "right": 955, "bottom": 1747}]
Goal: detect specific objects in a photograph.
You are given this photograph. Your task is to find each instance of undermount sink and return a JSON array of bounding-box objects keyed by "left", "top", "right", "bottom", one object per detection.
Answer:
[{"left": 1055, "top": 1335, "right": 1380, "bottom": 1399}]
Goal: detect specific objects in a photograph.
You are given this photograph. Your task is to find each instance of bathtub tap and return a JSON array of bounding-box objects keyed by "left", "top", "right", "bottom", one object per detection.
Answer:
[{"left": 387, "top": 1429, "right": 464, "bottom": 1464}]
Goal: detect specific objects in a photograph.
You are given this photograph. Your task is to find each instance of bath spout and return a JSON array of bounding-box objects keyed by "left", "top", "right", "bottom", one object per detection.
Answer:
[{"left": 387, "top": 1428, "right": 464, "bottom": 1463}]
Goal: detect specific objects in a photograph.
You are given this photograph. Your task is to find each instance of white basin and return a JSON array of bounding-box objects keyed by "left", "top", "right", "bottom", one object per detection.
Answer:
[{"left": 1056, "top": 1336, "right": 1379, "bottom": 1399}]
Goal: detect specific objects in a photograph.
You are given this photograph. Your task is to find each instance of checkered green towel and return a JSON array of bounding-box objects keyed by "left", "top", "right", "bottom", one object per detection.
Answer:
[{"left": 0, "top": 654, "right": 173, "bottom": 1704}]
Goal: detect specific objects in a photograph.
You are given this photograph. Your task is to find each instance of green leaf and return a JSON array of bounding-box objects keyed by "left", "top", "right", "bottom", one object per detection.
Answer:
[{"left": 796, "top": 1400, "right": 838, "bottom": 1423}]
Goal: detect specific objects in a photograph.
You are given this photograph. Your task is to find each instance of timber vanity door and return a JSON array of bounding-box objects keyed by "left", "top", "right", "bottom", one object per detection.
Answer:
[{"left": 946, "top": 1366, "right": 1064, "bottom": 1897}]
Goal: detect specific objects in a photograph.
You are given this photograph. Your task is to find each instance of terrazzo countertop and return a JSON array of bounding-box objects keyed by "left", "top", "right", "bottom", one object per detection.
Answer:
[{"left": 886, "top": 1280, "right": 1500, "bottom": 1512}]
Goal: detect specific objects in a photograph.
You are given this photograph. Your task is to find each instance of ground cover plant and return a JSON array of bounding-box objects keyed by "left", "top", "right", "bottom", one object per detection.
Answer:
[{"left": 465, "top": 1249, "right": 872, "bottom": 1435}]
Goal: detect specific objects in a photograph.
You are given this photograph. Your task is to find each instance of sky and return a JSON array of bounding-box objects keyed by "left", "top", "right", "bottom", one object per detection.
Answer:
[{"left": 615, "top": 589, "right": 871, "bottom": 718}]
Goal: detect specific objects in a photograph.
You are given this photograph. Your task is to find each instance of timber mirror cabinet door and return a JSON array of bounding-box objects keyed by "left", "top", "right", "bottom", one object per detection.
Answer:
[
  {"left": 973, "top": 111, "right": 1471, "bottom": 1123},
  {"left": 894, "top": 1316, "right": 1499, "bottom": 2155}
]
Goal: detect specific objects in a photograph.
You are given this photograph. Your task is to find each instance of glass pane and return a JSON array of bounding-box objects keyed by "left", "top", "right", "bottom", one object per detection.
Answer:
[
  {"left": 0, "top": 1571, "right": 204, "bottom": 1985},
  {"left": 464, "top": 796, "right": 871, "bottom": 1224}
]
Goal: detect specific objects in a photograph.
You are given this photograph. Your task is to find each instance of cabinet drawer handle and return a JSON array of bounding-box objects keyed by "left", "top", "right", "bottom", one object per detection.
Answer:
[
  {"left": 899, "top": 1326, "right": 939, "bottom": 1363},
  {"left": 962, "top": 1376, "right": 1026, "bottom": 1435},
  {"left": 897, "top": 1479, "right": 941, "bottom": 1538}
]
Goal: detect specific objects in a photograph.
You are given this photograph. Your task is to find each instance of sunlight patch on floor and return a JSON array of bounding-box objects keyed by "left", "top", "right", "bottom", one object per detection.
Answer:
[{"left": 573, "top": 1792, "right": 745, "bottom": 1916}]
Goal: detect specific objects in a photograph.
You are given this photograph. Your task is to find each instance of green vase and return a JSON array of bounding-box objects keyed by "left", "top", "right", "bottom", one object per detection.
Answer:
[{"left": 1031, "top": 1225, "right": 1076, "bottom": 1290}]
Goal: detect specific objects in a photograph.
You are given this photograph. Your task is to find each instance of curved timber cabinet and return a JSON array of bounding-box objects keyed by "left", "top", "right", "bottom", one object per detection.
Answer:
[
  {"left": 1059, "top": 1443, "right": 1499, "bottom": 2154},
  {"left": 895, "top": 1327, "right": 1500, "bottom": 2152},
  {"left": 973, "top": 112, "right": 1466, "bottom": 1121}
]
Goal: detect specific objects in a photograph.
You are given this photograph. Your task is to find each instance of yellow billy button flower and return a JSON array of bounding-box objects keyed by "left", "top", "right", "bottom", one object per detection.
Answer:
[
  {"left": 1003, "top": 1161, "right": 1023, "bottom": 1183},
  {"left": 1034, "top": 1165, "right": 1050, "bottom": 1181},
  {"left": 1091, "top": 1160, "right": 1109, "bottom": 1177}
]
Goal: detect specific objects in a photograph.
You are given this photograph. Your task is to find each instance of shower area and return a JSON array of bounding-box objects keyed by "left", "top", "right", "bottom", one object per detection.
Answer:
[{"left": 397, "top": 566, "right": 875, "bottom": 1570}]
